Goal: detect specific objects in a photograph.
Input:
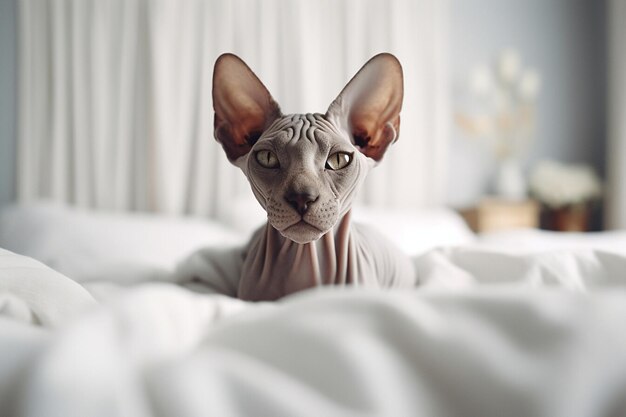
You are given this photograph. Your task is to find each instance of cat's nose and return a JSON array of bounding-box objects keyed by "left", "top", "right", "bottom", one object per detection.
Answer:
[{"left": 285, "top": 189, "right": 319, "bottom": 215}]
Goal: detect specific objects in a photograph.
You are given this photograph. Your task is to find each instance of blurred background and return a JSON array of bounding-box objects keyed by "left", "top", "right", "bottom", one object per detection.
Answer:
[{"left": 0, "top": 0, "right": 624, "bottom": 233}]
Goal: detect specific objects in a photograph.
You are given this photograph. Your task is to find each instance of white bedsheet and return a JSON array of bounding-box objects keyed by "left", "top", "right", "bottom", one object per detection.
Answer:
[
  {"left": 476, "top": 228, "right": 626, "bottom": 255},
  {"left": 2, "top": 246, "right": 626, "bottom": 416},
  {"left": 415, "top": 247, "right": 626, "bottom": 290},
  {"left": 3, "top": 203, "right": 626, "bottom": 416}
]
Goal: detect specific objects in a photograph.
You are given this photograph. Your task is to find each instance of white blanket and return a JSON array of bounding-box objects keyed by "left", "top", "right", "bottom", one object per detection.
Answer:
[
  {"left": 416, "top": 247, "right": 626, "bottom": 290},
  {"left": 0, "top": 249, "right": 95, "bottom": 326},
  {"left": 2, "top": 246, "right": 626, "bottom": 417}
]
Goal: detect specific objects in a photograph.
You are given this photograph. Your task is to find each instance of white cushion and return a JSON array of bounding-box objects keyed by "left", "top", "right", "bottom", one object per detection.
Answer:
[
  {"left": 352, "top": 205, "right": 476, "bottom": 256},
  {"left": 0, "top": 202, "right": 245, "bottom": 283}
]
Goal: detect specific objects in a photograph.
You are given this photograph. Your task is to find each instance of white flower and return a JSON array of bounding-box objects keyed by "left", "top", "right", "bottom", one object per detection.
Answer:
[
  {"left": 469, "top": 64, "right": 494, "bottom": 97},
  {"left": 518, "top": 69, "right": 541, "bottom": 101},
  {"left": 498, "top": 48, "right": 521, "bottom": 84},
  {"left": 529, "top": 160, "right": 602, "bottom": 208}
]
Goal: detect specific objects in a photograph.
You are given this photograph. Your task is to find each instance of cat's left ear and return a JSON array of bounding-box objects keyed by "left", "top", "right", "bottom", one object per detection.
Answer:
[{"left": 326, "top": 53, "right": 403, "bottom": 162}]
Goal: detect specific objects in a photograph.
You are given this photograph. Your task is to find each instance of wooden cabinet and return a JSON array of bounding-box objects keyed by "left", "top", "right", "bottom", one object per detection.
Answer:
[{"left": 459, "top": 198, "right": 540, "bottom": 233}]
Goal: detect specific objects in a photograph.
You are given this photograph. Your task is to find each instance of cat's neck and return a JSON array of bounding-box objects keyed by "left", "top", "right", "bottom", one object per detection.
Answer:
[{"left": 237, "top": 210, "right": 355, "bottom": 300}]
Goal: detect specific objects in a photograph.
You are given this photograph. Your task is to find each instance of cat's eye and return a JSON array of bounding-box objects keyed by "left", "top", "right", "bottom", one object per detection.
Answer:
[
  {"left": 255, "top": 150, "right": 280, "bottom": 169},
  {"left": 325, "top": 152, "right": 352, "bottom": 170}
]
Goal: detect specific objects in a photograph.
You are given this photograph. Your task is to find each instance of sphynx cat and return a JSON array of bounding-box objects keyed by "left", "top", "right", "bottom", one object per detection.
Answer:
[{"left": 176, "top": 53, "right": 416, "bottom": 301}]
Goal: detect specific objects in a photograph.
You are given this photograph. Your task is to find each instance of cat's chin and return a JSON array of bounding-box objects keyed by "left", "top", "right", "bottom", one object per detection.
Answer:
[{"left": 279, "top": 221, "right": 327, "bottom": 244}]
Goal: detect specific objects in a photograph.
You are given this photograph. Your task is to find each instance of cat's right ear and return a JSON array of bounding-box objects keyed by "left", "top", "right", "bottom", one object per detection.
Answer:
[{"left": 212, "top": 54, "right": 282, "bottom": 161}]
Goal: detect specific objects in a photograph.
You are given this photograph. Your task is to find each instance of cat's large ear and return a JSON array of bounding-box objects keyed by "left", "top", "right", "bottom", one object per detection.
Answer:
[
  {"left": 212, "top": 54, "right": 282, "bottom": 161},
  {"left": 326, "top": 53, "right": 403, "bottom": 161}
]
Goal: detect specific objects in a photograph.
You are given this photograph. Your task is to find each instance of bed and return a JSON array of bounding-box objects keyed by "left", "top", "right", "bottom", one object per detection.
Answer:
[{"left": 1, "top": 202, "right": 626, "bottom": 417}]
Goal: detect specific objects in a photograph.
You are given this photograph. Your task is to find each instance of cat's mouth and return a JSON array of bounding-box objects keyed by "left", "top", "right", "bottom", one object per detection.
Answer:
[
  {"left": 280, "top": 220, "right": 326, "bottom": 244},
  {"left": 287, "top": 220, "right": 323, "bottom": 232}
]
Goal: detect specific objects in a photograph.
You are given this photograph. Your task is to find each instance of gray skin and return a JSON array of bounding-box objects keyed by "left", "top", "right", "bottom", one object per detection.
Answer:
[{"left": 178, "top": 53, "right": 416, "bottom": 301}]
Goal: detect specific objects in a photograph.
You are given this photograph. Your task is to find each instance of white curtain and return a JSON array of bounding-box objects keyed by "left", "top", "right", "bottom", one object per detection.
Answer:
[
  {"left": 608, "top": 0, "right": 626, "bottom": 229},
  {"left": 18, "top": 0, "right": 449, "bottom": 221}
]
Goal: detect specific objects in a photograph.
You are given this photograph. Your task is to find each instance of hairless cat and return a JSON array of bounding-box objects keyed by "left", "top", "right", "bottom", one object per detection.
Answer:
[{"left": 176, "top": 53, "right": 416, "bottom": 301}]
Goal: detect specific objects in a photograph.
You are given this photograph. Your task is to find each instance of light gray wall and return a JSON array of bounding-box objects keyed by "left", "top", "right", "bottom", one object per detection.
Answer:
[
  {"left": 0, "top": 0, "right": 17, "bottom": 208},
  {"left": 447, "top": 0, "right": 607, "bottom": 207}
]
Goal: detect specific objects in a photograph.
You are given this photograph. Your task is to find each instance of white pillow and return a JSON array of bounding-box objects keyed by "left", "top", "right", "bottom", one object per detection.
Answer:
[
  {"left": 0, "top": 202, "right": 246, "bottom": 283},
  {"left": 351, "top": 205, "right": 476, "bottom": 256},
  {"left": 221, "top": 197, "right": 267, "bottom": 236}
]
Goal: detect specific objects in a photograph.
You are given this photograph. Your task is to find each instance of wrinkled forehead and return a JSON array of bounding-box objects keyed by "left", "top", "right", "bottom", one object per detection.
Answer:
[{"left": 258, "top": 113, "right": 349, "bottom": 149}]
